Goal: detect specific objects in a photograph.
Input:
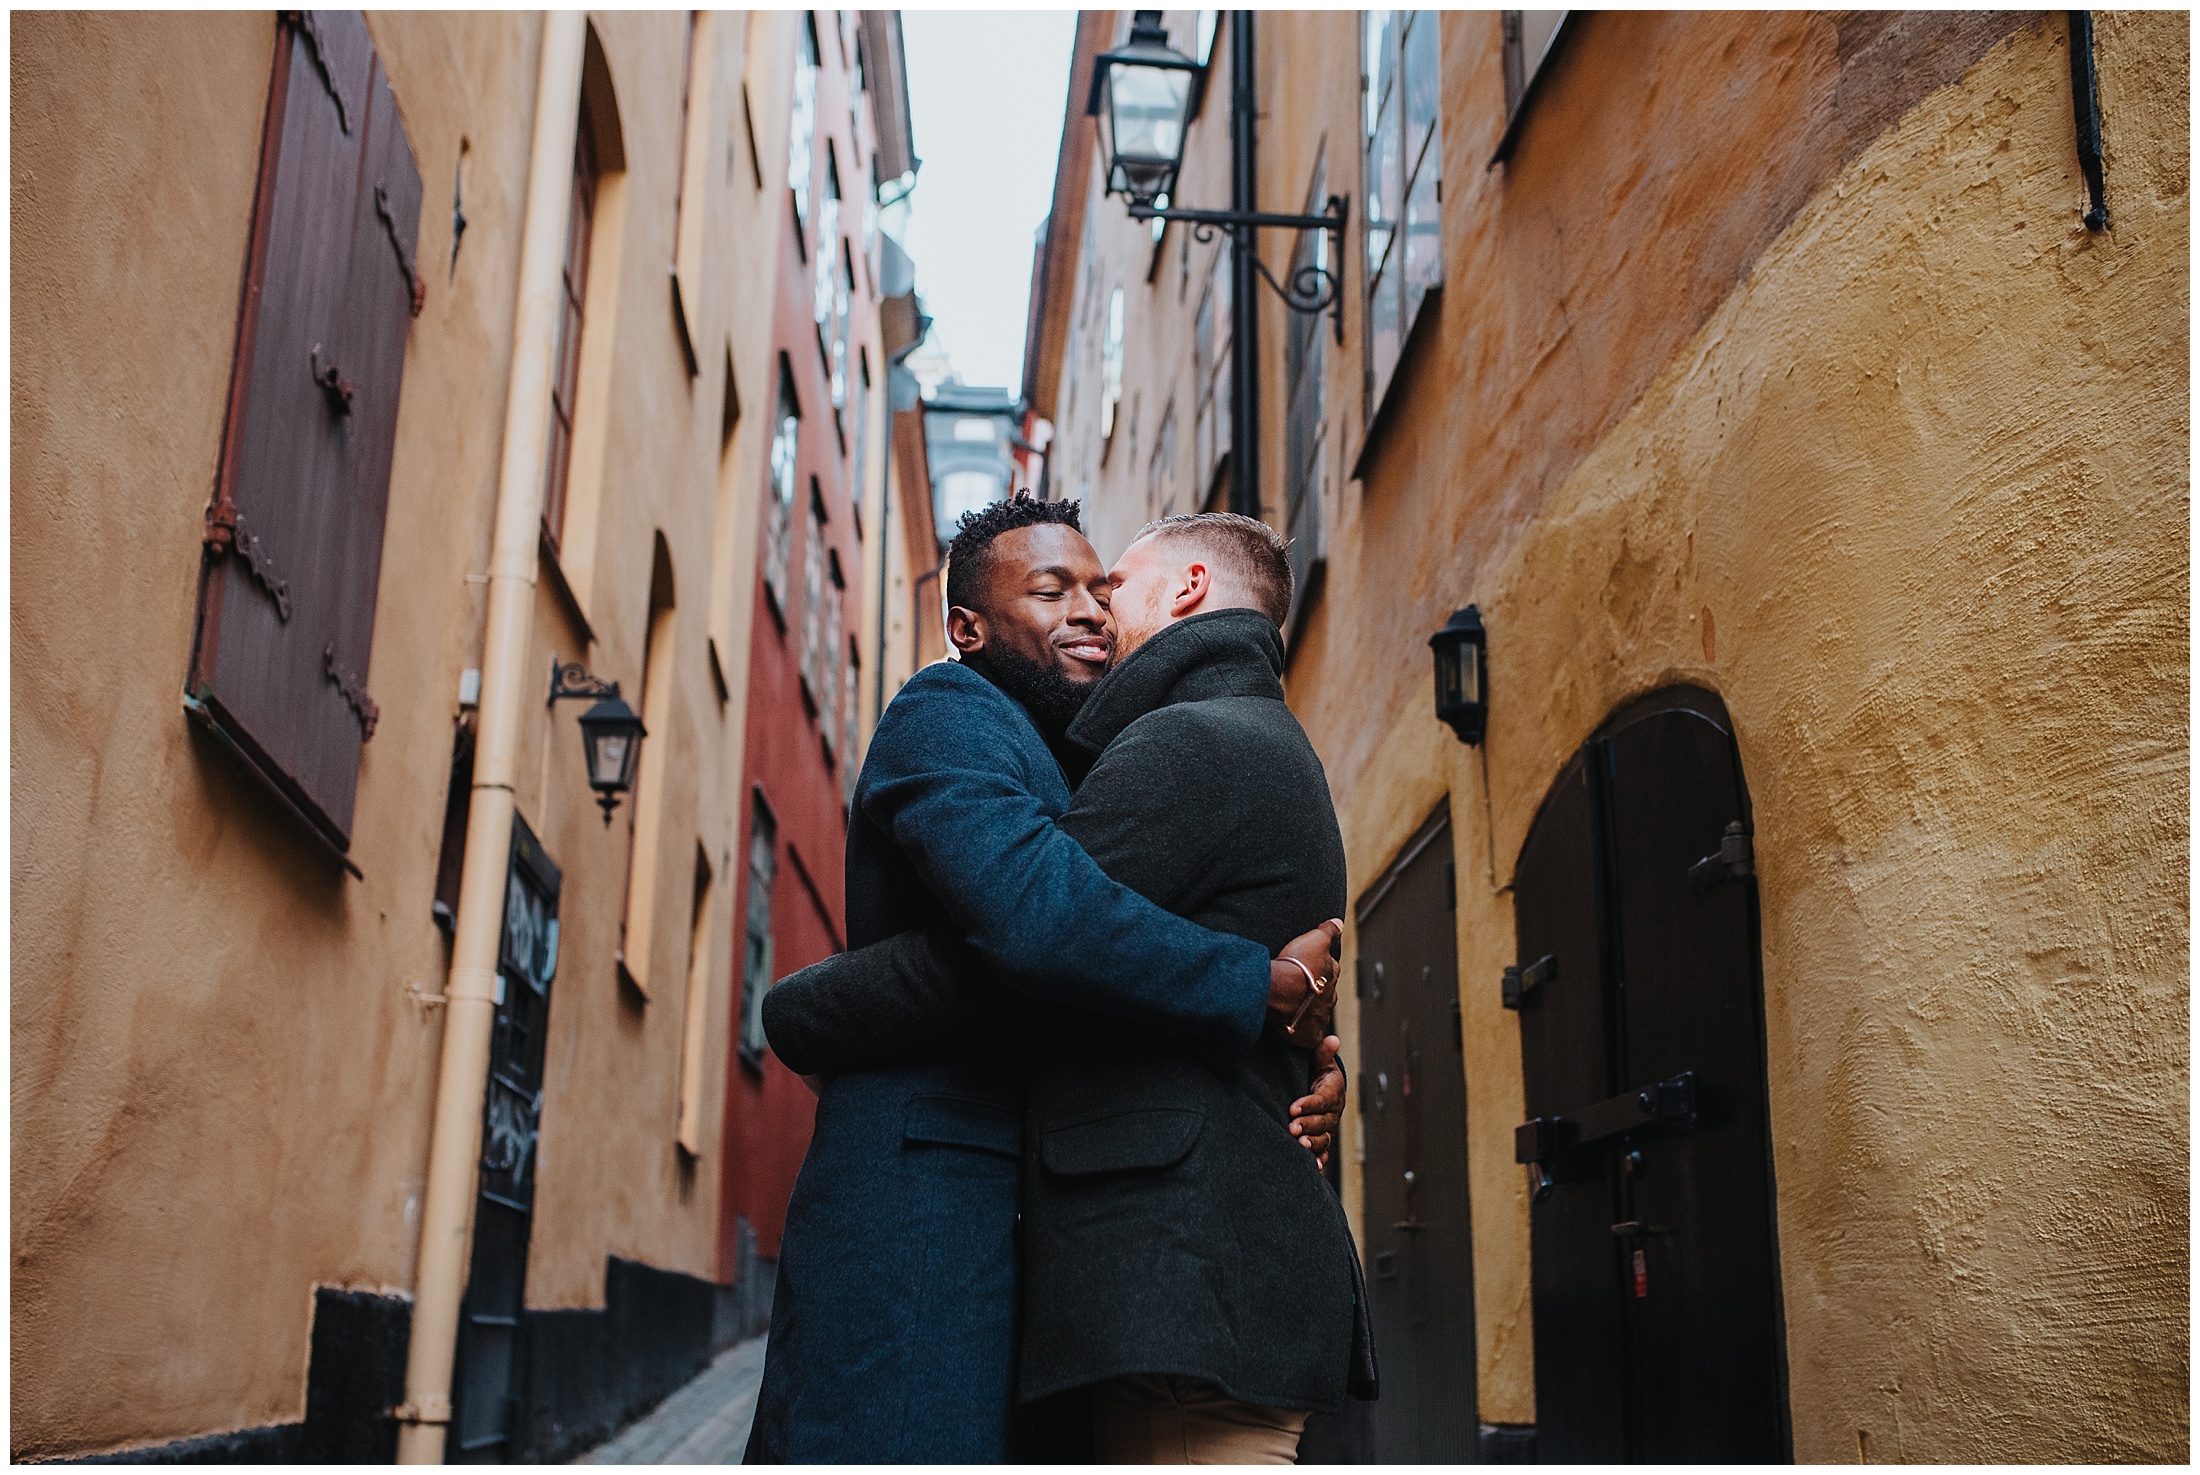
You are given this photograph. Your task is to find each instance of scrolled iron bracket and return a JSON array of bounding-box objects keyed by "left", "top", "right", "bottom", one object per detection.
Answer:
[
  {"left": 1128, "top": 194, "right": 1352, "bottom": 344},
  {"left": 547, "top": 656, "right": 621, "bottom": 707}
]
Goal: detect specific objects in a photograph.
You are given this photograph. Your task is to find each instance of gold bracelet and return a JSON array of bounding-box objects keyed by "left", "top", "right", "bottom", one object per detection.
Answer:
[{"left": 1284, "top": 955, "right": 1326, "bottom": 1033}]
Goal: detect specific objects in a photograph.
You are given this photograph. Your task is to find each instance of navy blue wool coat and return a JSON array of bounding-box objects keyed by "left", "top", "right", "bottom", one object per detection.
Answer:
[{"left": 743, "top": 659, "right": 1273, "bottom": 1464}]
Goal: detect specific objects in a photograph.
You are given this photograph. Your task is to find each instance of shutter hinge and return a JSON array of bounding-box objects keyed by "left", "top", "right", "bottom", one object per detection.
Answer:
[
  {"left": 203, "top": 501, "right": 291, "bottom": 621},
  {"left": 1502, "top": 953, "right": 1555, "bottom": 1010},
  {"left": 289, "top": 11, "right": 353, "bottom": 135},
  {"left": 1687, "top": 821, "right": 1754, "bottom": 894},
  {"left": 325, "top": 642, "right": 381, "bottom": 740},
  {"left": 375, "top": 183, "right": 427, "bottom": 317}
]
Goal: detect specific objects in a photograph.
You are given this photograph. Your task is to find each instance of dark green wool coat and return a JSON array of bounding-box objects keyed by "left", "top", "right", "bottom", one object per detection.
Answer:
[{"left": 769, "top": 609, "right": 1377, "bottom": 1416}]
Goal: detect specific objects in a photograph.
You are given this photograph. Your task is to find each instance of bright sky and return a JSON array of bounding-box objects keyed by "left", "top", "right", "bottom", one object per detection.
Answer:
[{"left": 899, "top": 10, "right": 1079, "bottom": 394}]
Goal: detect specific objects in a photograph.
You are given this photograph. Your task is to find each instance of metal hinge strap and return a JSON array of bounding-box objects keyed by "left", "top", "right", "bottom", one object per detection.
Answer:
[
  {"left": 1502, "top": 953, "right": 1556, "bottom": 1009},
  {"left": 204, "top": 502, "right": 292, "bottom": 621},
  {"left": 290, "top": 12, "right": 353, "bottom": 135},
  {"left": 324, "top": 642, "right": 380, "bottom": 740},
  {"left": 375, "top": 182, "right": 426, "bottom": 317},
  {"left": 1687, "top": 821, "right": 1754, "bottom": 893}
]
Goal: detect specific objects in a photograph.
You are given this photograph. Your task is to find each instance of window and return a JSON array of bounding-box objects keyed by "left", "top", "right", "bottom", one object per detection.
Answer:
[
  {"left": 849, "top": 350, "right": 872, "bottom": 512},
  {"left": 737, "top": 799, "right": 778, "bottom": 1067},
  {"left": 1283, "top": 162, "right": 1330, "bottom": 637},
  {"left": 186, "top": 12, "right": 423, "bottom": 861},
  {"left": 788, "top": 13, "right": 820, "bottom": 233},
  {"left": 840, "top": 638, "right": 861, "bottom": 805},
  {"left": 617, "top": 536, "right": 678, "bottom": 998},
  {"left": 675, "top": 843, "right": 715, "bottom": 1155},
  {"left": 1193, "top": 248, "right": 1232, "bottom": 501},
  {"left": 708, "top": 350, "right": 741, "bottom": 699},
  {"left": 1147, "top": 399, "right": 1179, "bottom": 520},
  {"left": 1100, "top": 286, "right": 1126, "bottom": 444},
  {"left": 671, "top": 10, "right": 712, "bottom": 375},
  {"left": 1363, "top": 10, "right": 1441, "bottom": 423},
  {"left": 953, "top": 416, "right": 997, "bottom": 443},
  {"left": 800, "top": 484, "right": 829, "bottom": 710},
  {"left": 818, "top": 561, "right": 845, "bottom": 762},
  {"left": 815, "top": 148, "right": 849, "bottom": 425},
  {"left": 764, "top": 356, "right": 800, "bottom": 619},
  {"left": 1502, "top": 12, "right": 1568, "bottom": 121},
  {"left": 543, "top": 109, "right": 601, "bottom": 550}
]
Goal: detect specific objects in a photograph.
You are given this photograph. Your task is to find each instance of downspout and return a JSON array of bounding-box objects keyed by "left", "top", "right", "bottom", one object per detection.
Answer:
[
  {"left": 394, "top": 13, "right": 586, "bottom": 1462},
  {"left": 914, "top": 560, "right": 943, "bottom": 671},
  {"left": 1226, "top": 9, "right": 1261, "bottom": 521}
]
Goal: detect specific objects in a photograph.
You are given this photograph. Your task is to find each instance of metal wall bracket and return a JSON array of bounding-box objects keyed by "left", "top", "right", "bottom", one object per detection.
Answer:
[{"left": 2069, "top": 11, "right": 2110, "bottom": 231}]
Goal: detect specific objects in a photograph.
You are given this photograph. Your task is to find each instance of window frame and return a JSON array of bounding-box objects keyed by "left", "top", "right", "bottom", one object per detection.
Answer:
[
  {"left": 1360, "top": 8, "right": 1443, "bottom": 435},
  {"left": 736, "top": 796, "right": 778, "bottom": 1071}
]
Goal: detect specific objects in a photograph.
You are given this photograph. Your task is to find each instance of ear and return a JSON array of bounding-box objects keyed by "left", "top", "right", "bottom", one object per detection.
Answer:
[
  {"left": 1169, "top": 560, "right": 1211, "bottom": 618},
  {"left": 947, "top": 604, "right": 988, "bottom": 656}
]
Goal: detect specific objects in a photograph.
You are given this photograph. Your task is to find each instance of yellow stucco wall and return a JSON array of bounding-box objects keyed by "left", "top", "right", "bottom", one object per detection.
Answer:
[
  {"left": 11, "top": 11, "right": 791, "bottom": 1457},
  {"left": 1300, "top": 12, "right": 2185, "bottom": 1459}
]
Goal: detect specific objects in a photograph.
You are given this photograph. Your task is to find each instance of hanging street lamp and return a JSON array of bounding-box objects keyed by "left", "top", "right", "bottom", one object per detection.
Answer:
[
  {"left": 1089, "top": 11, "right": 1348, "bottom": 520},
  {"left": 1429, "top": 606, "right": 1489, "bottom": 746},
  {"left": 548, "top": 657, "right": 646, "bottom": 822},
  {"left": 1092, "top": 12, "right": 1202, "bottom": 206}
]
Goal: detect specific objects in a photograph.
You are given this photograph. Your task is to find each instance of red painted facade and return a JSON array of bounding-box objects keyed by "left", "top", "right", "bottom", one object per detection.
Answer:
[{"left": 719, "top": 10, "right": 881, "bottom": 1272}]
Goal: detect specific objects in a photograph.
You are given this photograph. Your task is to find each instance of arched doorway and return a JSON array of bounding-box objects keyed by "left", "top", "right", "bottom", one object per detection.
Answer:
[{"left": 1509, "top": 687, "right": 1789, "bottom": 1461}]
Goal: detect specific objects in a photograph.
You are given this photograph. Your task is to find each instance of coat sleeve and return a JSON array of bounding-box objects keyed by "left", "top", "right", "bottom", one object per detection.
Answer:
[
  {"left": 763, "top": 924, "right": 1018, "bottom": 1076},
  {"left": 854, "top": 668, "right": 1272, "bottom": 1059}
]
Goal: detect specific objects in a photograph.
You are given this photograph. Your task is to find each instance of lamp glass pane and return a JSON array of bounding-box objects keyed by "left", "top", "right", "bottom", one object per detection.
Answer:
[
  {"left": 1435, "top": 642, "right": 1463, "bottom": 709},
  {"left": 1108, "top": 60, "right": 1191, "bottom": 169},
  {"left": 1460, "top": 640, "right": 1483, "bottom": 704},
  {"left": 591, "top": 732, "right": 630, "bottom": 787}
]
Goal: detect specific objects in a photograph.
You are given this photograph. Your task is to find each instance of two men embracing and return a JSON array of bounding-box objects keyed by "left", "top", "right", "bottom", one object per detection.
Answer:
[{"left": 744, "top": 497, "right": 1376, "bottom": 1464}]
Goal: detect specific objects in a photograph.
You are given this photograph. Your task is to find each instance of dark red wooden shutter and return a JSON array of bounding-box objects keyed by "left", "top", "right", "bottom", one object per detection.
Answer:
[{"left": 188, "top": 11, "right": 423, "bottom": 863}]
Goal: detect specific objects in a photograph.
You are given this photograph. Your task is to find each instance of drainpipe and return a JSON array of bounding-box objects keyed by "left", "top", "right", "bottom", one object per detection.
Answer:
[{"left": 394, "top": 12, "right": 585, "bottom": 1462}]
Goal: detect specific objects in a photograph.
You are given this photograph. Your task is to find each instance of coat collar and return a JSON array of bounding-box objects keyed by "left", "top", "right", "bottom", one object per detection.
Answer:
[{"left": 1066, "top": 608, "right": 1286, "bottom": 754}]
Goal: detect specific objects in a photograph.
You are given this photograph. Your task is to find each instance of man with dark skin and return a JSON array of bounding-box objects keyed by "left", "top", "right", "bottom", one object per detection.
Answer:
[{"left": 745, "top": 498, "right": 1346, "bottom": 1464}]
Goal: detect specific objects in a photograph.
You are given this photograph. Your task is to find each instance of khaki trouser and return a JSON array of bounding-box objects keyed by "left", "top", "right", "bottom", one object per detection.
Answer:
[{"left": 1090, "top": 1374, "right": 1309, "bottom": 1465}]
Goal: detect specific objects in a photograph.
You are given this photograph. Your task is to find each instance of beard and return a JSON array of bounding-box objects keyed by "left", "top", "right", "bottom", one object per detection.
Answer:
[{"left": 971, "top": 644, "right": 1101, "bottom": 736}]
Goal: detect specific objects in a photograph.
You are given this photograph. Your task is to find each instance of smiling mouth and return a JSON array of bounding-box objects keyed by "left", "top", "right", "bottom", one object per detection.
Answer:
[{"left": 1058, "top": 637, "right": 1112, "bottom": 666}]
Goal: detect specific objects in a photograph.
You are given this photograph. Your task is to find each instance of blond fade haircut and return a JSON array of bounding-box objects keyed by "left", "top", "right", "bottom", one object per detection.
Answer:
[{"left": 1132, "top": 512, "right": 1294, "bottom": 630}]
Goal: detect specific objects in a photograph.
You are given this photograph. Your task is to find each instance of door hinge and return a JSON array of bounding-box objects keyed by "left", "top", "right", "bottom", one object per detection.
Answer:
[
  {"left": 1502, "top": 953, "right": 1556, "bottom": 1009},
  {"left": 1687, "top": 821, "right": 1754, "bottom": 893}
]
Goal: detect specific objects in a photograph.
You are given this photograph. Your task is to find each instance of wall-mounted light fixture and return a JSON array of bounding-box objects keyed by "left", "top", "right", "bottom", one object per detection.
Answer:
[
  {"left": 1088, "top": 10, "right": 1349, "bottom": 521},
  {"left": 1429, "top": 606, "right": 1488, "bottom": 746},
  {"left": 548, "top": 656, "right": 645, "bottom": 823}
]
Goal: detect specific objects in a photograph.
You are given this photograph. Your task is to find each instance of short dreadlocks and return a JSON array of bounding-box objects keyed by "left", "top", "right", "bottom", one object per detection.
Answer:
[{"left": 944, "top": 493, "right": 1087, "bottom": 614}]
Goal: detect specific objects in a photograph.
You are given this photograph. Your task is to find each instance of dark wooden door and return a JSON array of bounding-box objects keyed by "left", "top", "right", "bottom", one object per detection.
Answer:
[
  {"left": 1356, "top": 811, "right": 1477, "bottom": 1462},
  {"left": 450, "top": 814, "right": 562, "bottom": 1461},
  {"left": 1511, "top": 691, "right": 1787, "bottom": 1462}
]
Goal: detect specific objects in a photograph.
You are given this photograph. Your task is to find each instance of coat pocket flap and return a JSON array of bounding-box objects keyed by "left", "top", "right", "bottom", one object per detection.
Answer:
[
  {"left": 1040, "top": 1108, "right": 1204, "bottom": 1176},
  {"left": 903, "top": 1095, "right": 1022, "bottom": 1157}
]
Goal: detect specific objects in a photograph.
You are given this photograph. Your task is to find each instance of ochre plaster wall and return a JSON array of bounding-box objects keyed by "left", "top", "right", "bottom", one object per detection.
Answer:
[
  {"left": 12, "top": 11, "right": 785, "bottom": 1457},
  {"left": 1294, "top": 12, "right": 2186, "bottom": 1458}
]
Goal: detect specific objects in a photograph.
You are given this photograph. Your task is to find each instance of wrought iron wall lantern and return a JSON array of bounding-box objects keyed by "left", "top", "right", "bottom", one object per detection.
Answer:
[
  {"left": 548, "top": 656, "right": 645, "bottom": 823},
  {"left": 1430, "top": 606, "right": 1488, "bottom": 746},
  {"left": 1089, "top": 11, "right": 1350, "bottom": 345}
]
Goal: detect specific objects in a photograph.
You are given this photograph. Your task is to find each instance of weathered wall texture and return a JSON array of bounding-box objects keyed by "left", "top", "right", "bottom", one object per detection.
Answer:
[
  {"left": 1288, "top": 11, "right": 2185, "bottom": 1459},
  {"left": 12, "top": 10, "right": 788, "bottom": 1458}
]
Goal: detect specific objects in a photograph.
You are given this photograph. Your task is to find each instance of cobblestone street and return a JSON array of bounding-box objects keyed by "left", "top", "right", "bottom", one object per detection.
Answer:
[{"left": 580, "top": 1338, "right": 766, "bottom": 1465}]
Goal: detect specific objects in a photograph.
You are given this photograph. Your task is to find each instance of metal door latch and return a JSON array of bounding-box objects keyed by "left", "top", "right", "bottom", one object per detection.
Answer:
[
  {"left": 1688, "top": 821, "right": 1754, "bottom": 893},
  {"left": 1515, "top": 1071, "right": 1698, "bottom": 1167},
  {"left": 1502, "top": 953, "right": 1556, "bottom": 1009}
]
